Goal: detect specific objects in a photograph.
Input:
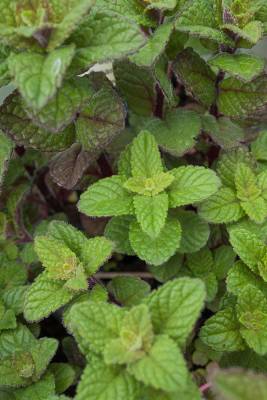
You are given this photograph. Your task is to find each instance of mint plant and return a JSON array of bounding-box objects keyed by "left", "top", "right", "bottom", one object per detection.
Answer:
[{"left": 1, "top": 0, "right": 267, "bottom": 399}]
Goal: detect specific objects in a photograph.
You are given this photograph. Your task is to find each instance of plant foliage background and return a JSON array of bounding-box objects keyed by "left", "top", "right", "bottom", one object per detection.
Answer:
[{"left": 1, "top": 0, "right": 267, "bottom": 399}]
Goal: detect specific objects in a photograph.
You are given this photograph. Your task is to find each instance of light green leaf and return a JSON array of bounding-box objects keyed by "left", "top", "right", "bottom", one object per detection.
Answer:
[
  {"left": 222, "top": 20, "right": 263, "bottom": 47},
  {"left": 67, "top": 301, "right": 124, "bottom": 354},
  {"left": 130, "top": 23, "right": 173, "bottom": 67},
  {"left": 24, "top": 274, "right": 74, "bottom": 322},
  {"left": 47, "top": 221, "right": 87, "bottom": 257},
  {"left": 48, "top": 0, "right": 96, "bottom": 50},
  {"left": 128, "top": 335, "right": 187, "bottom": 393},
  {"left": 76, "top": 357, "right": 139, "bottom": 400},
  {"left": 208, "top": 53, "right": 265, "bottom": 82},
  {"left": 168, "top": 166, "right": 221, "bottom": 208},
  {"left": 124, "top": 172, "right": 174, "bottom": 197},
  {"left": 200, "top": 308, "right": 245, "bottom": 352},
  {"left": 130, "top": 131, "right": 163, "bottom": 178},
  {"left": 199, "top": 187, "right": 244, "bottom": 224},
  {"left": 107, "top": 276, "right": 150, "bottom": 307},
  {"left": 144, "top": 277, "right": 206, "bottom": 346},
  {"left": 78, "top": 176, "right": 134, "bottom": 217},
  {"left": 229, "top": 228, "right": 265, "bottom": 272},
  {"left": 217, "top": 148, "right": 253, "bottom": 189},
  {"left": 146, "top": 109, "right": 201, "bottom": 157},
  {"left": 104, "top": 216, "right": 135, "bottom": 256},
  {"left": 2, "top": 285, "right": 28, "bottom": 315},
  {"left": 236, "top": 285, "right": 267, "bottom": 355},
  {"left": 80, "top": 236, "right": 113, "bottom": 275},
  {"left": 8, "top": 46, "right": 75, "bottom": 110},
  {"left": 211, "top": 368, "right": 267, "bottom": 400},
  {"left": 13, "top": 372, "right": 56, "bottom": 400},
  {"left": 71, "top": 12, "right": 146, "bottom": 71},
  {"left": 133, "top": 193, "right": 168, "bottom": 239},
  {"left": 129, "top": 218, "right": 181, "bottom": 266},
  {"left": 227, "top": 261, "right": 267, "bottom": 297},
  {"left": 175, "top": 210, "right": 210, "bottom": 254},
  {"left": 218, "top": 75, "right": 267, "bottom": 119},
  {"left": 173, "top": 48, "right": 216, "bottom": 108}
]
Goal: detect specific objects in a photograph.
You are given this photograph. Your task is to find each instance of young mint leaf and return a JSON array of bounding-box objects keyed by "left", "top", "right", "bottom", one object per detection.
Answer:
[
  {"left": 67, "top": 301, "right": 124, "bottom": 354},
  {"left": 105, "top": 216, "right": 135, "bottom": 256},
  {"left": 79, "top": 236, "right": 113, "bottom": 275},
  {"left": 24, "top": 274, "right": 75, "bottom": 322},
  {"left": 78, "top": 176, "right": 134, "bottom": 217},
  {"left": 13, "top": 372, "right": 56, "bottom": 400},
  {"left": 175, "top": 210, "right": 210, "bottom": 254},
  {"left": 223, "top": 20, "right": 263, "bottom": 48},
  {"left": 8, "top": 46, "right": 75, "bottom": 110},
  {"left": 173, "top": 48, "right": 217, "bottom": 108},
  {"left": 144, "top": 277, "right": 206, "bottom": 346},
  {"left": 211, "top": 368, "right": 267, "bottom": 400},
  {"left": 2, "top": 286, "right": 28, "bottom": 316},
  {"left": 200, "top": 308, "right": 245, "bottom": 352},
  {"left": 133, "top": 193, "right": 168, "bottom": 239},
  {"left": 227, "top": 261, "right": 267, "bottom": 297},
  {"left": 47, "top": 221, "right": 87, "bottom": 257},
  {"left": 130, "top": 22, "right": 173, "bottom": 67},
  {"left": 127, "top": 335, "right": 187, "bottom": 393},
  {"left": 199, "top": 187, "right": 244, "bottom": 224},
  {"left": 123, "top": 173, "right": 174, "bottom": 196},
  {"left": 236, "top": 284, "right": 267, "bottom": 355},
  {"left": 146, "top": 109, "right": 201, "bottom": 157},
  {"left": 71, "top": 12, "right": 146, "bottom": 71},
  {"left": 129, "top": 218, "right": 181, "bottom": 266},
  {"left": 130, "top": 131, "right": 163, "bottom": 178},
  {"left": 107, "top": 276, "right": 150, "bottom": 307},
  {"left": 76, "top": 357, "right": 139, "bottom": 400},
  {"left": 208, "top": 53, "right": 265, "bottom": 82},
  {"left": 168, "top": 166, "right": 221, "bottom": 207}
]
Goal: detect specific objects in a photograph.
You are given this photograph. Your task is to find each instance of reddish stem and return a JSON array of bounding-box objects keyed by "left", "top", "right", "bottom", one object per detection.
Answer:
[{"left": 199, "top": 382, "right": 212, "bottom": 393}]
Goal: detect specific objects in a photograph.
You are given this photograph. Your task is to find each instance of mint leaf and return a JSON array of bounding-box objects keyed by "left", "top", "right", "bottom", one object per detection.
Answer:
[
  {"left": 107, "top": 276, "right": 150, "bottom": 307},
  {"left": 78, "top": 176, "right": 134, "bottom": 217},
  {"left": 133, "top": 193, "right": 168, "bottom": 239},
  {"left": 128, "top": 335, "right": 187, "bottom": 393},
  {"left": 146, "top": 109, "right": 201, "bottom": 157},
  {"left": 105, "top": 216, "right": 135, "bottom": 256},
  {"left": 199, "top": 187, "right": 244, "bottom": 224},
  {"left": 76, "top": 357, "right": 139, "bottom": 400},
  {"left": 130, "top": 131, "right": 163, "bottom": 178},
  {"left": 144, "top": 277, "right": 206, "bottom": 346},
  {"left": 168, "top": 166, "right": 221, "bottom": 207},
  {"left": 200, "top": 307, "right": 245, "bottom": 352},
  {"left": 129, "top": 218, "right": 181, "bottom": 266},
  {"left": 8, "top": 46, "right": 75, "bottom": 110},
  {"left": 0, "top": 130, "right": 13, "bottom": 190},
  {"left": 208, "top": 53, "right": 265, "bottom": 82}
]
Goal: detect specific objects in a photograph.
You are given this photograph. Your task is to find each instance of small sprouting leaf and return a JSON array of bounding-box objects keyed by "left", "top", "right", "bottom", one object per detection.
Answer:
[
  {"left": 144, "top": 277, "right": 206, "bottom": 346},
  {"left": 130, "top": 131, "right": 163, "bottom": 178},
  {"left": 78, "top": 176, "right": 134, "bottom": 217},
  {"left": 8, "top": 46, "right": 75, "bottom": 110},
  {"left": 168, "top": 166, "right": 221, "bottom": 208},
  {"left": 129, "top": 218, "right": 182, "bottom": 266}
]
